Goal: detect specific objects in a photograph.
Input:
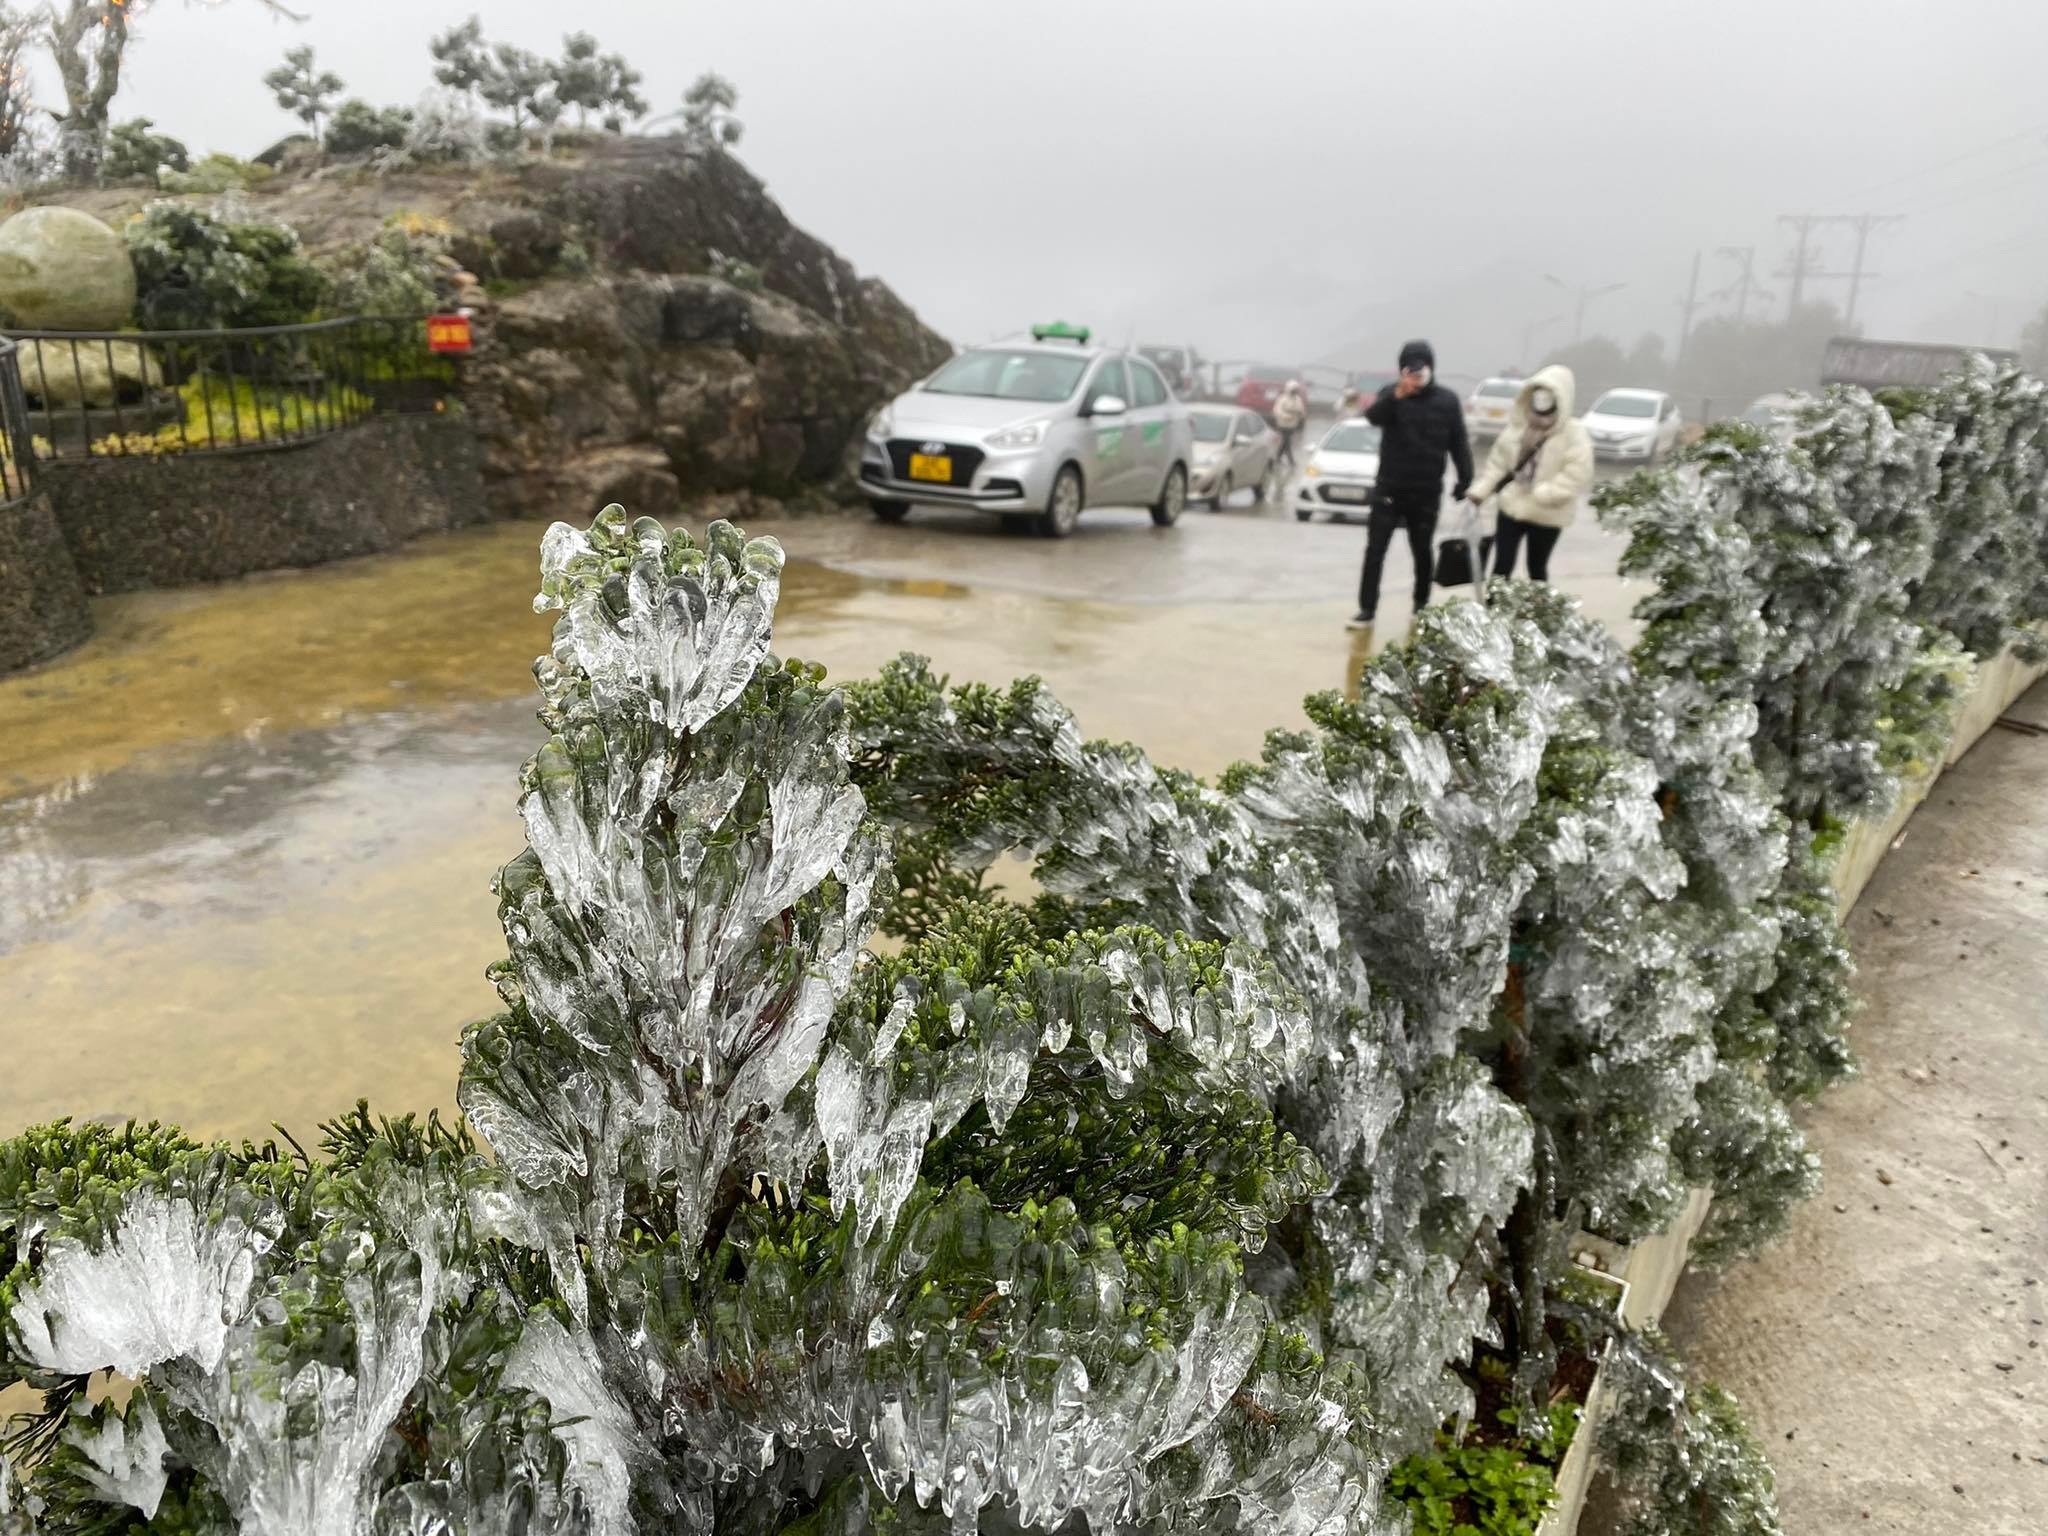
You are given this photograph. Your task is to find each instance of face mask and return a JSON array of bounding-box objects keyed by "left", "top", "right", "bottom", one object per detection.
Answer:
[{"left": 1529, "top": 388, "right": 1556, "bottom": 416}]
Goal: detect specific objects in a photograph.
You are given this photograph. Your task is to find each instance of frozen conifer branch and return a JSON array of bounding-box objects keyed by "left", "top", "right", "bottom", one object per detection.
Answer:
[
  {"left": 3, "top": 348, "right": 2046, "bottom": 1536},
  {"left": 2, "top": 509, "right": 1390, "bottom": 1535}
]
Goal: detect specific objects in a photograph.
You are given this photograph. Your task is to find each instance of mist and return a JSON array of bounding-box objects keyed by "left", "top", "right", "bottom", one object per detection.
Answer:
[{"left": 65, "top": 0, "right": 2048, "bottom": 381}]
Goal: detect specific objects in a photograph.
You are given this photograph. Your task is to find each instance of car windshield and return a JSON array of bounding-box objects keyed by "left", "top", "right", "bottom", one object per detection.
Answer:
[
  {"left": 924, "top": 349, "right": 1089, "bottom": 402},
  {"left": 1592, "top": 393, "right": 1659, "bottom": 418},
  {"left": 1477, "top": 380, "right": 1521, "bottom": 398},
  {"left": 1321, "top": 424, "right": 1381, "bottom": 453},
  {"left": 1190, "top": 413, "right": 1232, "bottom": 443}
]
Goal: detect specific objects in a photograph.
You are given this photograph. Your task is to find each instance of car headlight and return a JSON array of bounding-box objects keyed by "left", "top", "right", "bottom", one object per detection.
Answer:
[
  {"left": 867, "top": 406, "right": 894, "bottom": 440},
  {"left": 986, "top": 420, "right": 1046, "bottom": 450}
]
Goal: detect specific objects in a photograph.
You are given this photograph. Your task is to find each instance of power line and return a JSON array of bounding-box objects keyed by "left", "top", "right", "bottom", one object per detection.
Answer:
[
  {"left": 1889, "top": 218, "right": 2048, "bottom": 284},
  {"left": 1889, "top": 152, "right": 2048, "bottom": 218},
  {"left": 1833, "top": 119, "right": 2048, "bottom": 203}
]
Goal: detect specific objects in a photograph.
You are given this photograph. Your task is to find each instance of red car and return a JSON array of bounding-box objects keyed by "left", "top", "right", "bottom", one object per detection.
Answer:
[{"left": 1235, "top": 365, "right": 1300, "bottom": 415}]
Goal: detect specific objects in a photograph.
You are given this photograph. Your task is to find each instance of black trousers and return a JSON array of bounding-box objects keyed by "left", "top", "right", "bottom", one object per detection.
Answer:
[
  {"left": 1492, "top": 512, "right": 1562, "bottom": 581},
  {"left": 1359, "top": 490, "right": 1438, "bottom": 617}
]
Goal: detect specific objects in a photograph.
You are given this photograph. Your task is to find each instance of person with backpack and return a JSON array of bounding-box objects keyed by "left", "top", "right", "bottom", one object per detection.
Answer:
[
  {"left": 1353, "top": 340, "right": 1472, "bottom": 627},
  {"left": 1467, "top": 364, "right": 1593, "bottom": 583}
]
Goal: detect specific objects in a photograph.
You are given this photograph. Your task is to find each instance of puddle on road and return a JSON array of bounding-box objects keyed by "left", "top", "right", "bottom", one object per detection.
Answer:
[{"left": 0, "top": 516, "right": 1391, "bottom": 1142}]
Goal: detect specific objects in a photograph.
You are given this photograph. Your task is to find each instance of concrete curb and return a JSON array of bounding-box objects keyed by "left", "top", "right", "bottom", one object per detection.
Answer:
[{"left": 1536, "top": 644, "right": 2048, "bottom": 1536}]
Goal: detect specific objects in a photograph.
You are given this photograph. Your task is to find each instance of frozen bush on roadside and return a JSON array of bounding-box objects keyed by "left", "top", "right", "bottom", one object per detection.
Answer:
[
  {"left": 1, "top": 511, "right": 1393, "bottom": 1536},
  {"left": 4, "top": 347, "right": 2047, "bottom": 1534}
]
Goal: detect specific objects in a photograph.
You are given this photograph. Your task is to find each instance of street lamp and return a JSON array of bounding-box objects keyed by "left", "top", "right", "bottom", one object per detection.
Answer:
[
  {"left": 1520, "top": 313, "right": 1568, "bottom": 370},
  {"left": 1544, "top": 274, "right": 1628, "bottom": 342}
]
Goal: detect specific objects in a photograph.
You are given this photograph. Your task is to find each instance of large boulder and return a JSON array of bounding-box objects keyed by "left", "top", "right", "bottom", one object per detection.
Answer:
[
  {"left": 466, "top": 269, "right": 898, "bottom": 515},
  {"left": 17, "top": 339, "right": 162, "bottom": 407},
  {"left": 0, "top": 208, "right": 136, "bottom": 330}
]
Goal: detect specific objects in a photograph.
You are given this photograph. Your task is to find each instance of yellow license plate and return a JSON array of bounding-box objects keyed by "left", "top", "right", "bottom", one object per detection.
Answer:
[{"left": 909, "top": 453, "right": 952, "bottom": 483}]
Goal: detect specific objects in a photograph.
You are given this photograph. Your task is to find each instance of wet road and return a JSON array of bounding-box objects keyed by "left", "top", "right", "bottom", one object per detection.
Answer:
[{"left": 0, "top": 493, "right": 1643, "bottom": 1141}]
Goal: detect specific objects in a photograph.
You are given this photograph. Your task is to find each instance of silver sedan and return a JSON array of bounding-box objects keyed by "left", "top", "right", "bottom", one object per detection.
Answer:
[
  {"left": 859, "top": 337, "right": 1195, "bottom": 538},
  {"left": 1187, "top": 406, "right": 1276, "bottom": 508}
]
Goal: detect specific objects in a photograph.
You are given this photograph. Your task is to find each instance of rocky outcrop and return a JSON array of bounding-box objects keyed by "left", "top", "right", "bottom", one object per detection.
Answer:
[
  {"left": 450, "top": 139, "right": 949, "bottom": 518},
  {"left": 467, "top": 263, "right": 930, "bottom": 519},
  {"left": 21, "top": 134, "right": 950, "bottom": 526}
]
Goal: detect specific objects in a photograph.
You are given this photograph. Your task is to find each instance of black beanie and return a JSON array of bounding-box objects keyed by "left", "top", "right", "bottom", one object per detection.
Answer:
[{"left": 1398, "top": 340, "right": 1436, "bottom": 372}]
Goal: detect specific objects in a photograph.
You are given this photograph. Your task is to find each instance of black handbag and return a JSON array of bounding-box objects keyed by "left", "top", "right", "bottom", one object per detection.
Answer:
[
  {"left": 1434, "top": 526, "right": 1493, "bottom": 588},
  {"left": 1437, "top": 433, "right": 1543, "bottom": 588}
]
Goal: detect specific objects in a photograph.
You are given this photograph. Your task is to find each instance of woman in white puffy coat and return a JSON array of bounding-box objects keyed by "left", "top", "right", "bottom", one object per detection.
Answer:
[{"left": 1468, "top": 363, "right": 1594, "bottom": 582}]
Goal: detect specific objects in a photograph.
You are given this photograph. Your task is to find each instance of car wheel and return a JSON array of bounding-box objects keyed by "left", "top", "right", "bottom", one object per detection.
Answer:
[
  {"left": 1212, "top": 473, "right": 1232, "bottom": 511},
  {"left": 1038, "top": 464, "right": 1083, "bottom": 538},
  {"left": 1150, "top": 463, "right": 1187, "bottom": 527},
  {"left": 870, "top": 500, "right": 910, "bottom": 524}
]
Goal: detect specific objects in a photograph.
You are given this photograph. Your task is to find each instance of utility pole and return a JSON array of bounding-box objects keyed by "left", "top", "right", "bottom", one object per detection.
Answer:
[
  {"left": 1675, "top": 250, "right": 1702, "bottom": 370},
  {"left": 1716, "top": 245, "right": 1766, "bottom": 325},
  {"left": 1776, "top": 215, "right": 1825, "bottom": 316},
  {"left": 1838, "top": 213, "right": 1904, "bottom": 327},
  {"left": 1773, "top": 213, "right": 1903, "bottom": 323}
]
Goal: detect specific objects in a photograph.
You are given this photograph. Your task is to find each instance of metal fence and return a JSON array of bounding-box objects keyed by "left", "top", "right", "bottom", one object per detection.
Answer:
[
  {"left": 5, "top": 316, "right": 461, "bottom": 461},
  {"left": 0, "top": 338, "right": 37, "bottom": 504}
]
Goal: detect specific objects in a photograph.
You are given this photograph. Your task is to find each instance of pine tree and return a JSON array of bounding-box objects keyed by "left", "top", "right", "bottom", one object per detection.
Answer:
[
  {"left": 681, "top": 71, "right": 743, "bottom": 149},
  {"left": 262, "top": 45, "right": 345, "bottom": 141},
  {"left": 428, "top": 15, "right": 490, "bottom": 102},
  {"left": 477, "top": 44, "right": 553, "bottom": 138},
  {"left": 550, "top": 32, "right": 607, "bottom": 128}
]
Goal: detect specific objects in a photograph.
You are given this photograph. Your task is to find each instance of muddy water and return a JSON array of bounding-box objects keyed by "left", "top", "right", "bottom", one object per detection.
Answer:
[{"left": 0, "top": 508, "right": 1641, "bottom": 1143}]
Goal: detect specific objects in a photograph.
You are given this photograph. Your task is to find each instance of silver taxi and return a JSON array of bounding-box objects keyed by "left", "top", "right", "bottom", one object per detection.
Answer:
[{"left": 859, "top": 326, "right": 1195, "bottom": 537}]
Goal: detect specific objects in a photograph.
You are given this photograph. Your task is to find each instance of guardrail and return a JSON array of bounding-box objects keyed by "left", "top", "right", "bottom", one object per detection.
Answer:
[
  {"left": 0, "top": 337, "right": 37, "bottom": 504},
  {"left": 4, "top": 316, "right": 460, "bottom": 461}
]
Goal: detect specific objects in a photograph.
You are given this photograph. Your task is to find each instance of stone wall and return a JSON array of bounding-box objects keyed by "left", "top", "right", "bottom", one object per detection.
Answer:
[
  {"left": 0, "top": 489, "right": 92, "bottom": 673},
  {"left": 41, "top": 414, "right": 486, "bottom": 597}
]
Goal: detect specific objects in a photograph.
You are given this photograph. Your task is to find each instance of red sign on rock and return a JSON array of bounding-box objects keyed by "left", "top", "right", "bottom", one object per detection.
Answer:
[{"left": 427, "top": 314, "right": 473, "bottom": 354}]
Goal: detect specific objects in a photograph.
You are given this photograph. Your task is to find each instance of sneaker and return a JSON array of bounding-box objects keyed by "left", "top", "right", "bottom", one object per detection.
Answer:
[{"left": 1346, "top": 612, "right": 1375, "bottom": 630}]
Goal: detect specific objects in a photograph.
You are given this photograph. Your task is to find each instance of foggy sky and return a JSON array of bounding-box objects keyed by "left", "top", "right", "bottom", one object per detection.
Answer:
[{"left": 62, "top": 0, "right": 2048, "bottom": 384}]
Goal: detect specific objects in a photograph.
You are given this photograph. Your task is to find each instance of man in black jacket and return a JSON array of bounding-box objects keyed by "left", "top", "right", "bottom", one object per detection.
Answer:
[{"left": 1354, "top": 339, "right": 1472, "bottom": 626}]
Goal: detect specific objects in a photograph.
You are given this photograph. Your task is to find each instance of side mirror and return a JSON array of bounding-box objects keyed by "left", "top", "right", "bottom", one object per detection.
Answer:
[{"left": 1089, "top": 395, "right": 1128, "bottom": 418}]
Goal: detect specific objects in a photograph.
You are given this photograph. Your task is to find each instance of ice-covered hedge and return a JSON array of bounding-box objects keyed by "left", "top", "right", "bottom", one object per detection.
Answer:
[{"left": 2, "top": 360, "right": 2044, "bottom": 1535}]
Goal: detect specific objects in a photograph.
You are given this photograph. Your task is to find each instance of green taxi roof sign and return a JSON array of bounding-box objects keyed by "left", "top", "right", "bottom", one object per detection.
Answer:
[{"left": 1030, "top": 321, "right": 1091, "bottom": 344}]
